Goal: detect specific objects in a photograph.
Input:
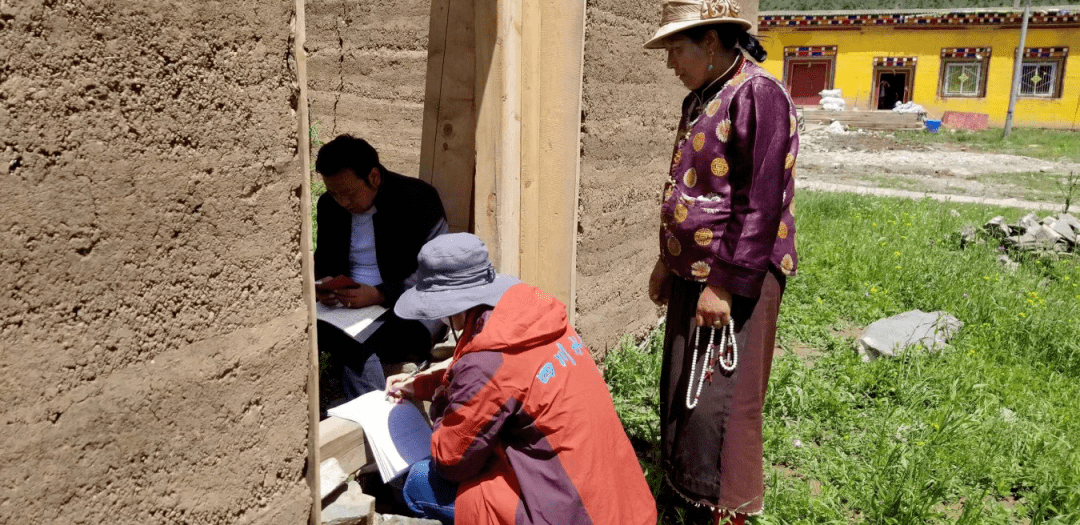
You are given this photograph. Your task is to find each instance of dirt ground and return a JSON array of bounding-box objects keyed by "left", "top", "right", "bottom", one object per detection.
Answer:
[{"left": 797, "top": 125, "right": 1080, "bottom": 204}]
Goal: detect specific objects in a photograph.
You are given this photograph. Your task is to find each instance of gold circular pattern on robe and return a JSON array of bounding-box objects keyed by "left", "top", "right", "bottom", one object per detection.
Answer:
[
  {"left": 667, "top": 236, "right": 683, "bottom": 257},
  {"left": 785, "top": 153, "right": 796, "bottom": 170},
  {"left": 711, "top": 157, "right": 729, "bottom": 177},
  {"left": 693, "top": 132, "right": 706, "bottom": 152},
  {"left": 694, "top": 228, "right": 713, "bottom": 246},
  {"left": 781, "top": 254, "right": 795, "bottom": 275},
  {"left": 672, "top": 149, "right": 683, "bottom": 168},
  {"left": 789, "top": 115, "right": 797, "bottom": 137},
  {"left": 716, "top": 120, "right": 731, "bottom": 143},
  {"left": 674, "top": 204, "right": 689, "bottom": 223},
  {"left": 691, "top": 261, "right": 711, "bottom": 279},
  {"left": 778, "top": 221, "right": 789, "bottom": 240},
  {"left": 705, "top": 99, "right": 722, "bottom": 118},
  {"left": 789, "top": 199, "right": 796, "bottom": 217},
  {"left": 683, "top": 168, "right": 698, "bottom": 188},
  {"left": 664, "top": 184, "right": 675, "bottom": 201}
]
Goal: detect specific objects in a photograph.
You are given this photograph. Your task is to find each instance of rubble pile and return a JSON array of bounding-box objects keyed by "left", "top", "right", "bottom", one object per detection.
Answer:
[{"left": 960, "top": 212, "right": 1080, "bottom": 256}]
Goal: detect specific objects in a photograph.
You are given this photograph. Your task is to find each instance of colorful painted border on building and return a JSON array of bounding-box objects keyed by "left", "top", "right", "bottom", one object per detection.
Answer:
[
  {"left": 784, "top": 46, "right": 838, "bottom": 58},
  {"left": 874, "top": 57, "right": 918, "bottom": 67},
  {"left": 1023, "top": 47, "right": 1069, "bottom": 59},
  {"left": 941, "top": 47, "right": 992, "bottom": 59},
  {"left": 760, "top": 9, "right": 1080, "bottom": 30}
]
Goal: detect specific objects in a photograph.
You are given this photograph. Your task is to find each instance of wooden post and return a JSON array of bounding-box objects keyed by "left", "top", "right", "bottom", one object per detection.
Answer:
[
  {"left": 292, "top": 0, "right": 320, "bottom": 521},
  {"left": 419, "top": 0, "right": 477, "bottom": 234},
  {"left": 528, "top": 0, "right": 585, "bottom": 316},
  {"left": 420, "top": 0, "right": 585, "bottom": 316},
  {"left": 1004, "top": 2, "right": 1031, "bottom": 138},
  {"left": 495, "top": 0, "right": 522, "bottom": 277}
]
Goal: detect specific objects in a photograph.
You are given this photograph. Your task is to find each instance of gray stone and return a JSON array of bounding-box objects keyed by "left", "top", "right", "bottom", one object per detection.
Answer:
[
  {"left": 1046, "top": 219, "right": 1077, "bottom": 244},
  {"left": 983, "top": 216, "right": 1012, "bottom": 238},
  {"left": 320, "top": 457, "right": 349, "bottom": 500},
  {"left": 323, "top": 481, "right": 375, "bottom": 525},
  {"left": 957, "top": 225, "right": 979, "bottom": 247},
  {"left": 376, "top": 515, "right": 442, "bottom": 525},
  {"left": 998, "top": 254, "right": 1020, "bottom": 272},
  {"left": 1059, "top": 213, "right": 1080, "bottom": 234},
  {"left": 1018, "top": 212, "right": 1041, "bottom": 231},
  {"left": 1016, "top": 225, "right": 1060, "bottom": 250},
  {"left": 856, "top": 310, "right": 964, "bottom": 362}
]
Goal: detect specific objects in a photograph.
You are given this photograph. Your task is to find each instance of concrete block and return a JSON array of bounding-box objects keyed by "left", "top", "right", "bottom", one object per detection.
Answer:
[{"left": 323, "top": 481, "right": 376, "bottom": 525}]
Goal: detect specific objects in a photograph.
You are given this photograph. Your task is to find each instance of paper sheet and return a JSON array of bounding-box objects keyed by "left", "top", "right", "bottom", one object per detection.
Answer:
[
  {"left": 328, "top": 391, "right": 433, "bottom": 483},
  {"left": 316, "top": 303, "right": 387, "bottom": 342}
]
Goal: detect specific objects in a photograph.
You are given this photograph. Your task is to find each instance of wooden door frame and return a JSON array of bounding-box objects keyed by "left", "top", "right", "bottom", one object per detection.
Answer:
[
  {"left": 872, "top": 65, "right": 917, "bottom": 110},
  {"left": 784, "top": 57, "right": 836, "bottom": 105}
]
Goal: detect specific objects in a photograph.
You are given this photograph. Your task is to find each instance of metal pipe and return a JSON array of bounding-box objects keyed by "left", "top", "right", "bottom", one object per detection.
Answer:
[{"left": 1004, "top": 2, "right": 1031, "bottom": 138}]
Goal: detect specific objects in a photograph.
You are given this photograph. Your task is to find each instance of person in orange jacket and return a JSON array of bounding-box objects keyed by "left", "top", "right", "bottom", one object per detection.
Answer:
[{"left": 389, "top": 233, "right": 657, "bottom": 525}]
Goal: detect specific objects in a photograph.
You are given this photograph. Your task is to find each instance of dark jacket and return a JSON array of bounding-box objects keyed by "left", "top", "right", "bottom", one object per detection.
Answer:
[{"left": 314, "top": 170, "right": 448, "bottom": 307}]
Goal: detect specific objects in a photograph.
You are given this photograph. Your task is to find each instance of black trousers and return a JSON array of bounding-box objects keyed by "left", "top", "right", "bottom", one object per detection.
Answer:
[{"left": 319, "top": 313, "right": 436, "bottom": 400}]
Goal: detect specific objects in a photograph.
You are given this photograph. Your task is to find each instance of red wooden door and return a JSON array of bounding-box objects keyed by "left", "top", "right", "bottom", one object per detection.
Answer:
[{"left": 788, "top": 61, "right": 831, "bottom": 106}]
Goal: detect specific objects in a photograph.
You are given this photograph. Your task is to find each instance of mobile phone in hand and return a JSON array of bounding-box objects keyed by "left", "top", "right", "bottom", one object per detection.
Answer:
[{"left": 316, "top": 275, "right": 362, "bottom": 291}]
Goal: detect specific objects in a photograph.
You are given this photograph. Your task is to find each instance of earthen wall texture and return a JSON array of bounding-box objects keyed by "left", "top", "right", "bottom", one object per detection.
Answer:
[
  {"left": 1, "top": 1, "right": 311, "bottom": 523},
  {"left": 577, "top": 0, "right": 684, "bottom": 351},
  {"left": 306, "top": 0, "right": 428, "bottom": 176},
  {"left": 303, "top": 0, "right": 679, "bottom": 353}
]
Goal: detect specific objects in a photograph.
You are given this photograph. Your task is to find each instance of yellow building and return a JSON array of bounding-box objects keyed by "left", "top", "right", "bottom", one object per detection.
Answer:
[{"left": 757, "top": 6, "right": 1080, "bottom": 129}]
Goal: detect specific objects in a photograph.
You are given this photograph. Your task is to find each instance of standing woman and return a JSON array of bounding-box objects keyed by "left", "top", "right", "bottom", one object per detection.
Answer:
[{"left": 644, "top": 1, "right": 798, "bottom": 524}]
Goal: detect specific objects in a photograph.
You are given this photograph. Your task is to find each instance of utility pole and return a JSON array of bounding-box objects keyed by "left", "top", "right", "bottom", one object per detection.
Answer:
[{"left": 1004, "top": 1, "right": 1031, "bottom": 138}]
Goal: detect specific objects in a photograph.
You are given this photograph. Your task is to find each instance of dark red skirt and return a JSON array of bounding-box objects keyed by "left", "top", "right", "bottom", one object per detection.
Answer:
[{"left": 660, "top": 269, "right": 784, "bottom": 515}]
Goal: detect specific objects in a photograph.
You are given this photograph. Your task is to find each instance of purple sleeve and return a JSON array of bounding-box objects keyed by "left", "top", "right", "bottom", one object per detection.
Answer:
[
  {"left": 430, "top": 352, "right": 517, "bottom": 483},
  {"left": 709, "top": 79, "right": 793, "bottom": 297}
]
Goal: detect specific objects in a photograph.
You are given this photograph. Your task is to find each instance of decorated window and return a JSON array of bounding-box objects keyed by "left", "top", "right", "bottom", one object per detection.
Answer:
[
  {"left": 939, "top": 48, "right": 990, "bottom": 98},
  {"left": 1019, "top": 48, "right": 1068, "bottom": 98}
]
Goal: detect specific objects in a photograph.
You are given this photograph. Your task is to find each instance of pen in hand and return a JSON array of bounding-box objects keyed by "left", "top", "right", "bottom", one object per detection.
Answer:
[{"left": 386, "top": 360, "right": 429, "bottom": 402}]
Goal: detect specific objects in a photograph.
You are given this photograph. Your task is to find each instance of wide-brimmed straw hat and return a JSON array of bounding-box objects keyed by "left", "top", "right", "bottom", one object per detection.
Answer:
[
  {"left": 394, "top": 233, "right": 520, "bottom": 321},
  {"left": 643, "top": 0, "right": 752, "bottom": 49}
]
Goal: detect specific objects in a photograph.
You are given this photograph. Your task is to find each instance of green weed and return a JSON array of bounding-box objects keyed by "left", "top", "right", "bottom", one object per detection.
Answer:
[
  {"left": 894, "top": 128, "right": 1080, "bottom": 164},
  {"left": 604, "top": 191, "right": 1080, "bottom": 524},
  {"left": 309, "top": 117, "right": 326, "bottom": 249}
]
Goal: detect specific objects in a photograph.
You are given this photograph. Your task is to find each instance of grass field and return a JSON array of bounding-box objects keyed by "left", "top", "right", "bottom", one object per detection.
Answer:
[
  {"left": 604, "top": 191, "right": 1080, "bottom": 524},
  {"left": 894, "top": 128, "right": 1080, "bottom": 164}
]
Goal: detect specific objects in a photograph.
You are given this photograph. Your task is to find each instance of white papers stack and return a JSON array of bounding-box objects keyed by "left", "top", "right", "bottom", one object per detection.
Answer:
[
  {"left": 327, "top": 391, "right": 433, "bottom": 483},
  {"left": 316, "top": 303, "right": 386, "bottom": 342}
]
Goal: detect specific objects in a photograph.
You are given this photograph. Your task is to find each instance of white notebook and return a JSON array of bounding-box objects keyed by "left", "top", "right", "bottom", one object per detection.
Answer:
[
  {"left": 327, "top": 391, "right": 433, "bottom": 483},
  {"left": 316, "top": 303, "right": 387, "bottom": 342}
]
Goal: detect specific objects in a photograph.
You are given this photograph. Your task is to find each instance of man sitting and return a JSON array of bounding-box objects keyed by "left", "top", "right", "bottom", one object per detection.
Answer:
[
  {"left": 314, "top": 135, "right": 447, "bottom": 400},
  {"left": 388, "top": 233, "right": 658, "bottom": 525}
]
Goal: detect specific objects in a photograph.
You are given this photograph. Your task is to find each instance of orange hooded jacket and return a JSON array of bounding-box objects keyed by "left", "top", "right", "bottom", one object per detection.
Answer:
[{"left": 427, "top": 283, "right": 657, "bottom": 525}]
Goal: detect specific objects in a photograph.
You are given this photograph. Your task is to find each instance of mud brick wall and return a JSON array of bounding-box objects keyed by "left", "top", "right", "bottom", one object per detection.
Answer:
[
  {"left": 576, "top": 0, "right": 683, "bottom": 352},
  {"left": 306, "top": 0, "right": 429, "bottom": 176},
  {"left": 0, "top": 1, "right": 311, "bottom": 523},
  {"left": 303, "top": 0, "right": 680, "bottom": 353}
]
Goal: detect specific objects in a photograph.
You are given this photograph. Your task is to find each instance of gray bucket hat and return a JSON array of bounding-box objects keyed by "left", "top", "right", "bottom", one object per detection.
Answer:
[{"left": 394, "top": 233, "right": 521, "bottom": 321}]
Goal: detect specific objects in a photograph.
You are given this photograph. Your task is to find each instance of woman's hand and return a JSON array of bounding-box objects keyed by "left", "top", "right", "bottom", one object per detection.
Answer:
[
  {"left": 649, "top": 258, "right": 673, "bottom": 306},
  {"left": 696, "top": 284, "right": 732, "bottom": 328},
  {"left": 385, "top": 373, "right": 420, "bottom": 401}
]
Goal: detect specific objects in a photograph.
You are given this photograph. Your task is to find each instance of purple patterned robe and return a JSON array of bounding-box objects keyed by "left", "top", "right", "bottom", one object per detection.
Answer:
[{"left": 659, "top": 59, "right": 798, "bottom": 298}]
